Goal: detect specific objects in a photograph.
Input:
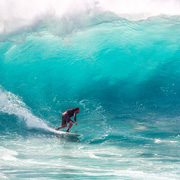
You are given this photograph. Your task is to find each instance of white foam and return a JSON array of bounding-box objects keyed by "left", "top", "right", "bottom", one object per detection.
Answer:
[
  {"left": 0, "top": 87, "right": 49, "bottom": 130},
  {"left": 0, "top": 0, "right": 180, "bottom": 40},
  {"left": 154, "top": 138, "right": 179, "bottom": 144},
  {"left": 0, "top": 146, "right": 18, "bottom": 161},
  {"left": 0, "top": 173, "right": 7, "bottom": 179}
]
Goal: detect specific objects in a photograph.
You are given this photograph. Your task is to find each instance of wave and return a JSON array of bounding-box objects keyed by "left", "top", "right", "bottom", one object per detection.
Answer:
[
  {"left": 0, "top": 0, "right": 180, "bottom": 41},
  {"left": 0, "top": 86, "right": 108, "bottom": 135},
  {"left": 1, "top": 15, "right": 180, "bottom": 106},
  {"left": 0, "top": 87, "right": 49, "bottom": 130},
  {"left": 0, "top": 1, "right": 180, "bottom": 136}
]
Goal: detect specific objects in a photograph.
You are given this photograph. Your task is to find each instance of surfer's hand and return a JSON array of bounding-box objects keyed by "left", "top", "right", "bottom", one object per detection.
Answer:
[{"left": 75, "top": 122, "right": 77, "bottom": 125}]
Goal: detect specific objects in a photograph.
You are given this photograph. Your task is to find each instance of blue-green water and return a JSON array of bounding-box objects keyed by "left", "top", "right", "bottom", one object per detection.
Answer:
[{"left": 1, "top": 1, "right": 180, "bottom": 179}]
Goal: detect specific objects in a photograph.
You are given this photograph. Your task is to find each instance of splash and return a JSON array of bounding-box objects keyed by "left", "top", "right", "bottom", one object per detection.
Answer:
[
  {"left": 0, "top": 0, "right": 180, "bottom": 41},
  {"left": 0, "top": 87, "right": 49, "bottom": 129}
]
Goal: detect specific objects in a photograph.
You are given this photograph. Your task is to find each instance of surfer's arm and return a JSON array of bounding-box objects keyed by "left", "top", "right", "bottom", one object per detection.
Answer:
[
  {"left": 73, "top": 113, "right": 78, "bottom": 125},
  {"left": 73, "top": 112, "right": 77, "bottom": 122}
]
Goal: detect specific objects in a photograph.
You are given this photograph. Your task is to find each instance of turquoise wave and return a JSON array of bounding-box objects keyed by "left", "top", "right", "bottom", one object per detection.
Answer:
[
  {"left": 0, "top": 16, "right": 180, "bottom": 133},
  {"left": 1, "top": 2, "right": 180, "bottom": 179}
]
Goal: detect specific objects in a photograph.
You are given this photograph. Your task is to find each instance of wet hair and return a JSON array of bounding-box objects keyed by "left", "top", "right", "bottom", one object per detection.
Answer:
[{"left": 75, "top": 107, "right": 80, "bottom": 111}]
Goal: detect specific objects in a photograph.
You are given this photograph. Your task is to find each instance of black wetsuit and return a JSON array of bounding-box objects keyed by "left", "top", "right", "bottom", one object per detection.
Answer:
[{"left": 62, "top": 109, "right": 77, "bottom": 125}]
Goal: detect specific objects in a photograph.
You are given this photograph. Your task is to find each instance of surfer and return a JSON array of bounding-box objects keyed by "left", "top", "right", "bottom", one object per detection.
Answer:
[{"left": 55, "top": 107, "right": 80, "bottom": 132}]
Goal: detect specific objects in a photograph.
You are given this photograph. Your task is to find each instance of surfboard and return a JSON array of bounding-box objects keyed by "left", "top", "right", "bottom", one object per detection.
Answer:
[
  {"left": 47, "top": 127, "right": 82, "bottom": 137},
  {"left": 55, "top": 130, "right": 82, "bottom": 137},
  {"left": 61, "top": 131, "right": 82, "bottom": 137}
]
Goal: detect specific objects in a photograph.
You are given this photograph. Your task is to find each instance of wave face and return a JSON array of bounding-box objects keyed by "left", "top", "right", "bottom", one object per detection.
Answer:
[{"left": 1, "top": 1, "right": 180, "bottom": 179}]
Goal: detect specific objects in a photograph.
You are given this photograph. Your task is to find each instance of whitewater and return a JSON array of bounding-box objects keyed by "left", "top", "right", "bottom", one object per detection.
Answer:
[{"left": 0, "top": 0, "right": 180, "bottom": 179}]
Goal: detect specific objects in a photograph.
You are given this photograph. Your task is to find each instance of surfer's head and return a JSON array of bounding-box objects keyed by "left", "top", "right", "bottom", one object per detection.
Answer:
[{"left": 75, "top": 107, "right": 80, "bottom": 113}]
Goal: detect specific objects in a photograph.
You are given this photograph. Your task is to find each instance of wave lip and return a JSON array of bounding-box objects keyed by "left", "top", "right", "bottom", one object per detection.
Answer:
[{"left": 0, "top": 0, "right": 180, "bottom": 41}]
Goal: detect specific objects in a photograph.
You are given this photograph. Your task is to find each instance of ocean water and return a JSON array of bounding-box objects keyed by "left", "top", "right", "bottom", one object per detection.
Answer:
[{"left": 1, "top": 0, "right": 180, "bottom": 179}]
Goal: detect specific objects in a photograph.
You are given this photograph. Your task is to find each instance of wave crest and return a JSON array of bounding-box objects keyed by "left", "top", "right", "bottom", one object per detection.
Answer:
[{"left": 1, "top": 0, "right": 180, "bottom": 41}]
